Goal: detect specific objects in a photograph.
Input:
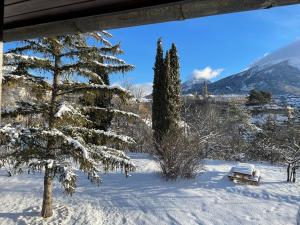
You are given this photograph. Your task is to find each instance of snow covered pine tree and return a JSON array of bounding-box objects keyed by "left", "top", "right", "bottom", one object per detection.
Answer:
[{"left": 0, "top": 32, "right": 137, "bottom": 218}]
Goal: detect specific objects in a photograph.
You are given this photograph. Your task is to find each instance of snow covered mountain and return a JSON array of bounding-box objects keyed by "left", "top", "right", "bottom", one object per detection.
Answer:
[
  {"left": 182, "top": 78, "right": 210, "bottom": 94},
  {"left": 183, "top": 39, "right": 300, "bottom": 96},
  {"left": 251, "top": 39, "right": 300, "bottom": 70}
]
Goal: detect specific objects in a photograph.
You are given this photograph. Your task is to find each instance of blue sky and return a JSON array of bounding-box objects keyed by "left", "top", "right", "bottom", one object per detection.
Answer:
[
  {"left": 106, "top": 4, "right": 300, "bottom": 89},
  {"left": 4, "top": 4, "right": 300, "bottom": 91}
]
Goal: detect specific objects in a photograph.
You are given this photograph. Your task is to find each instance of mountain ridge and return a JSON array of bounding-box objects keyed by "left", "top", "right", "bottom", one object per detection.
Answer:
[{"left": 182, "top": 39, "right": 300, "bottom": 96}]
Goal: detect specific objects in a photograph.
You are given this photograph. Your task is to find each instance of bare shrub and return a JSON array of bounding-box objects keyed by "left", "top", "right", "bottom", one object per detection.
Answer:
[
  {"left": 183, "top": 99, "right": 256, "bottom": 161},
  {"left": 155, "top": 127, "right": 211, "bottom": 180}
]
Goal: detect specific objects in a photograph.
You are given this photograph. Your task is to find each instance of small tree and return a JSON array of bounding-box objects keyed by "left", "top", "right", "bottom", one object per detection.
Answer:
[
  {"left": 282, "top": 139, "right": 300, "bottom": 182},
  {"left": 279, "top": 112, "right": 300, "bottom": 182},
  {"left": 247, "top": 89, "right": 272, "bottom": 105},
  {"left": 202, "top": 81, "right": 209, "bottom": 99},
  {"left": 0, "top": 32, "right": 136, "bottom": 218},
  {"left": 252, "top": 111, "right": 300, "bottom": 182}
]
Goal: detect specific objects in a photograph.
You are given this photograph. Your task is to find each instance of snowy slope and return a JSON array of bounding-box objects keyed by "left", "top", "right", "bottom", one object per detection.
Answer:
[
  {"left": 251, "top": 39, "right": 300, "bottom": 70},
  {"left": 209, "top": 61, "right": 300, "bottom": 95},
  {"left": 0, "top": 153, "right": 299, "bottom": 225}
]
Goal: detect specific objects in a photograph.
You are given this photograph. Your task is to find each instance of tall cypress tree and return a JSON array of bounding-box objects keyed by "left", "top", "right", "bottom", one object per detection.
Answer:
[
  {"left": 152, "top": 40, "right": 182, "bottom": 144},
  {"left": 169, "top": 43, "right": 182, "bottom": 124},
  {"left": 162, "top": 50, "right": 172, "bottom": 134},
  {"left": 152, "top": 38, "right": 164, "bottom": 142}
]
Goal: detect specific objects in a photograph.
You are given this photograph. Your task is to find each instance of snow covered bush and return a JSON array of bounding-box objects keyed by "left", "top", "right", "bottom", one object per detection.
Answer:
[
  {"left": 249, "top": 113, "right": 300, "bottom": 182},
  {"left": 0, "top": 32, "right": 136, "bottom": 218},
  {"left": 155, "top": 127, "right": 208, "bottom": 180},
  {"left": 183, "top": 99, "right": 257, "bottom": 161}
]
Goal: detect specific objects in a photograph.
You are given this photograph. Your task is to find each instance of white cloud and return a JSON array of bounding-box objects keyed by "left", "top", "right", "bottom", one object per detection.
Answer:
[{"left": 192, "top": 67, "right": 224, "bottom": 80}]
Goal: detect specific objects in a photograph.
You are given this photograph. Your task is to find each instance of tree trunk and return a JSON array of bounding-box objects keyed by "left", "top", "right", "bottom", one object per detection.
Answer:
[
  {"left": 287, "top": 163, "right": 291, "bottom": 182},
  {"left": 292, "top": 167, "right": 296, "bottom": 183},
  {"left": 41, "top": 41, "right": 60, "bottom": 218},
  {"left": 41, "top": 168, "right": 53, "bottom": 218}
]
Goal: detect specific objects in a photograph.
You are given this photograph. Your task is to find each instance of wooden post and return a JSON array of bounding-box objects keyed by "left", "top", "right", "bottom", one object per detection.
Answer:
[{"left": 0, "top": 1, "right": 3, "bottom": 125}]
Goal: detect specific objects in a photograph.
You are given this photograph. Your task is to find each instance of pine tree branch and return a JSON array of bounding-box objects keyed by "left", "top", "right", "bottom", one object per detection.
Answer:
[
  {"left": 3, "top": 74, "right": 51, "bottom": 90},
  {"left": 63, "top": 67, "right": 104, "bottom": 84},
  {"left": 57, "top": 82, "right": 132, "bottom": 99},
  {"left": 62, "top": 126, "right": 135, "bottom": 145},
  {"left": 5, "top": 53, "right": 54, "bottom": 71},
  {"left": 88, "top": 144, "right": 135, "bottom": 170},
  {"left": 83, "top": 106, "right": 139, "bottom": 119},
  {"left": 2, "top": 101, "right": 49, "bottom": 118},
  {"left": 9, "top": 40, "right": 51, "bottom": 55}
]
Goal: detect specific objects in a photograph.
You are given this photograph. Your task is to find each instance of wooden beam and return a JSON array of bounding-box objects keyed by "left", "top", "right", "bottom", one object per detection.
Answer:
[{"left": 3, "top": 0, "right": 300, "bottom": 41}]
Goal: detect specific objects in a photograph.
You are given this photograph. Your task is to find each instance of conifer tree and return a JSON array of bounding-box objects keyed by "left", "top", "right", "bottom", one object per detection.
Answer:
[
  {"left": 152, "top": 40, "right": 182, "bottom": 144},
  {"left": 162, "top": 50, "right": 172, "bottom": 134},
  {"left": 77, "top": 32, "right": 134, "bottom": 132},
  {"left": 152, "top": 38, "right": 164, "bottom": 142},
  {"left": 169, "top": 43, "right": 182, "bottom": 125},
  {"left": 0, "top": 32, "right": 136, "bottom": 218}
]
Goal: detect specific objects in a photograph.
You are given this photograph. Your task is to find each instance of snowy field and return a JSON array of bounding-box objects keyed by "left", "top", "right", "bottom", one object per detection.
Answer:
[{"left": 0, "top": 153, "right": 299, "bottom": 225}]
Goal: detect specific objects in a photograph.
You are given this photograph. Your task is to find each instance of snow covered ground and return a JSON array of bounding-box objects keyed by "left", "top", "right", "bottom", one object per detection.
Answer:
[{"left": 0, "top": 153, "right": 299, "bottom": 225}]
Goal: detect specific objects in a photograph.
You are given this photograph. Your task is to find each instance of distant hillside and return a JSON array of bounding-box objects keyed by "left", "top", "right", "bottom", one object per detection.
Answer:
[
  {"left": 182, "top": 39, "right": 300, "bottom": 96},
  {"left": 182, "top": 78, "right": 210, "bottom": 94},
  {"left": 209, "top": 61, "right": 300, "bottom": 95}
]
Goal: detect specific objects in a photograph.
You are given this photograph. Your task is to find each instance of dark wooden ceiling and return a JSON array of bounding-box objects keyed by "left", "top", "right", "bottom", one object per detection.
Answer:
[{"left": 4, "top": 0, "right": 300, "bottom": 42}]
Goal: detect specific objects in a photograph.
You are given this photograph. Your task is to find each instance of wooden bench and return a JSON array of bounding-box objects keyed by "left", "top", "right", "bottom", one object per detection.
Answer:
[{"left": 228, "top": 164, "right": 261, "bottom": 185}]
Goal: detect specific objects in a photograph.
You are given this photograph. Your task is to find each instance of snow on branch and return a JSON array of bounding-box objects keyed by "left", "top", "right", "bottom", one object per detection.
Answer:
[
  {"left": 99, "top": 44, "right": 124, "bottom": 55},
  {"left": 63, "top": 126, "right": 135, "bottom": 145},
  {"left": 0, "top": 124, "right": 20, "bottom": 146},
  {"left": 57, "top": 82, "right": 132, "bottom": 99},
  {"left": 54, "top": 103, "right": 76, "bottom": 118},
  {"left": 3, "top": 74, "right": 51, "bottom": 89},
  {"left": 4, "top": 53, "right": 53, "bottom": 71},
  {"left": 87, "top": 32, "right": 113, "bottom": 47},
  {"left": 8, "top": 40, "right": 51, "bottom": 55},
  {"left": 54, "top": 102, "right": 93, "bottom": 127},
  {"left": 2, "top": 101, "right": 49, "bottom": 118},
  {"left": 94, "top": 54, "right": 130, "bottom": 65},
  {"left": 63, "top": 67, "right": 104, "bottom": 84},
  {"left": 88, "top": 145, "right": 135, "bottom": 172},
  {"left": 83, "top": 106, "right": 140, "bottom": 119},
  {"left": 61, "top": 60, "right": 133, "bottom": 75},
  {"left": 56, "top": 164, "right": 78, "bottom": 194},
  {"left": 28, "top": 159, "right": 79, "bottom": 194},
  {"left": 5, "top": 53, "right": 50, "bottom": 64},
  {"left": 91, "top": 60, "right": 134, "bottom": 73},
  {"left": 99, "top": 30, "right": 113, "bottom": 38},
  {"left": 0, "top": 126, "right": 90, "bottom": 161}
]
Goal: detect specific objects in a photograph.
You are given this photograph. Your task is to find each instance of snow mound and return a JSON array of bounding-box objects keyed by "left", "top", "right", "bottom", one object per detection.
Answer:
[
  {"left": 17, "top": 205, "right": 70, "bottom": 225},
  {"left": 232, "top": 163, "right": 255, "bottom": 175}
]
